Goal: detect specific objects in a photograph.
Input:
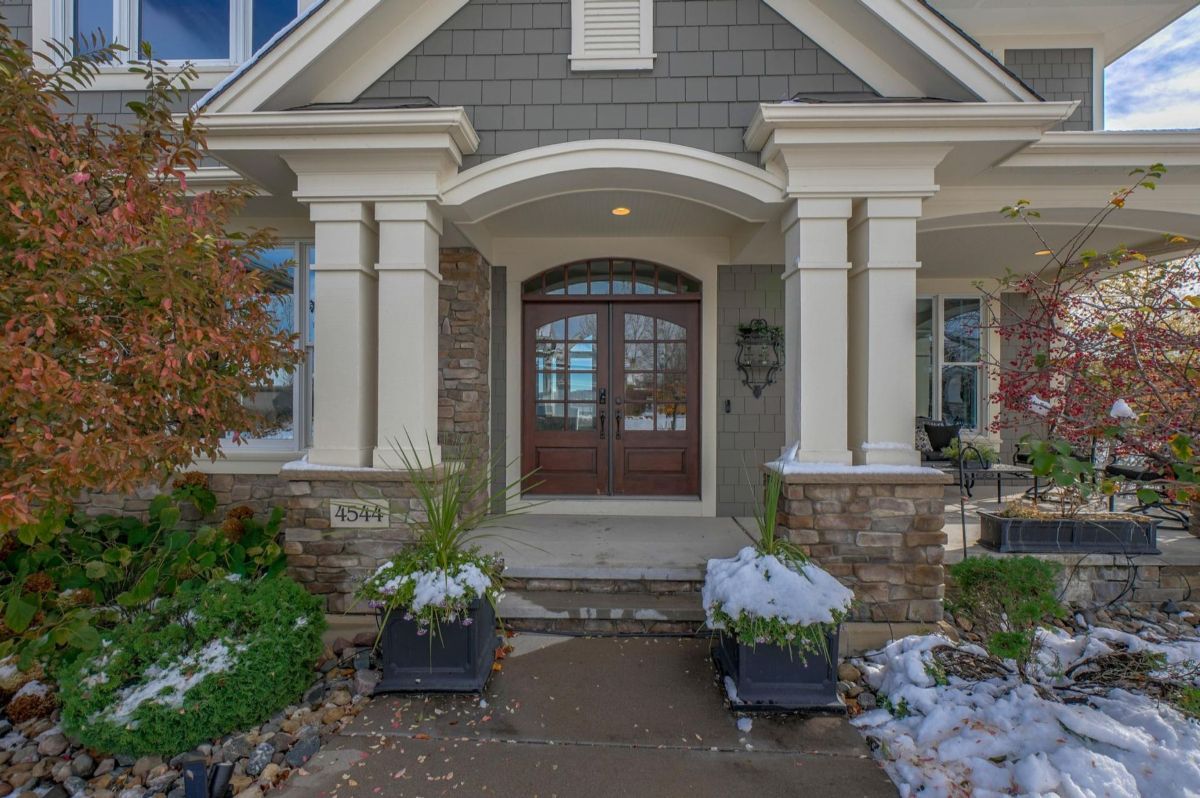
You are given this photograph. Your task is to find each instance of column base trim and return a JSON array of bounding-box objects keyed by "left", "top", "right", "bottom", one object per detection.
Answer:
[
  {"left": 373, "top": 444, "right": 442, "bottom": 470},
  {"left": 789, "top": 448, "right": 854, "bottom": 465},
  {"left": 856, "top": 447, "right": 921, "bottom": 467},
  {"left": 306, "top": 447, "right": 376, "bottom": 468}
]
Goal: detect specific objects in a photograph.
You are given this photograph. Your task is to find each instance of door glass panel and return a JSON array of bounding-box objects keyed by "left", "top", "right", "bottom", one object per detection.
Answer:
[
  {"left": 568, "top": 404, "right": 597, "bottom": 431},
  {"left": 568, "top": 372, "right": 596, "bottom": 400},
  {"left": 657, "top": 373, "right": 686, "bottom": 403},
  {"left": 568, "top": 343, "right": 596, "bottom": 371},
  {"left": 567, "top": 314, "right": 596, "bottom": 341},
  {"left": 625, "top": 372, "right": 654, "bottom": 401},
  {"left": 657, "top": 319, "right": 686, "bottom": 340},
  {"left": 624, "top": 314, "right": 655, "bottom": 340},
  {"left": 943, "top": 298, "right": 982, "bottom": 362},
  {"left": 634, "top": 263, "right": 656, "bottom": 294},
  {"left": 566, "top": 262, "right": 589, "bottom": 295},
  {"left": 612, "top": 261, "right": 634, "bottom": 294},
  {"left": 535, "top": 403, "right": 565, "bottom": 431},
  {"left": 589, "top": 260, "right": 611, "bottom": 295},
  {"left": 942, "top": 365, "right": 978, "bottom": 429},
  {"left": 680, "top": 275, "right": 701, "bottom": 293},
  {"left": 659, "top": 404, "right": 686, "bottom": 431},
  {"left": 624, "top": 343, "right": 653, "bottom": 370},
  {"left": 535, "top": 342, "right": 564, "bottom": 370},
  {"left": 536, "top": 319, "right": 564, "bottom": 340},
  {"left": 624, "top": 400, "right": 655, "bottom": 430},
  {"left": 657, "top": 272, "right": 679, "bottom": 295},
  {"left": 657, "top": 343, "right": 686, "bottom": 371},
  {"left": 535, "top": 372, "right": 565, "bottom": 401}
]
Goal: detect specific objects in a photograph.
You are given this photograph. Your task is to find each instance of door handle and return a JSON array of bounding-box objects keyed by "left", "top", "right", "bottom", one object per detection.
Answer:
[
  {"left": 599, "top": 411, "right": 606, "bottom": 438},
  {"left": 614, "top": 411, "right": 622, "bottom": 439}
]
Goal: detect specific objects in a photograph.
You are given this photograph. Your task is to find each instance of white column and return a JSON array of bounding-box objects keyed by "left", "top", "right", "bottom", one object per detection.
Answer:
[
  {"left": 781, "top": 198, "right": 853, "bottom": 464},
  {"left": 307, "top": 202, "right": 379, "bottom": 467},
  {"left": 373, "top": 200, "right": 443, "bottom": 468},
  {"left": 848, "top": 197, "right": 922, "bottom": 466}
]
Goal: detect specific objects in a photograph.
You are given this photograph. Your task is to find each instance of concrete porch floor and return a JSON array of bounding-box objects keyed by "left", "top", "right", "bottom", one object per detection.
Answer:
[{"left": 479, "top": 514, "right": 758, "bottom": 580}]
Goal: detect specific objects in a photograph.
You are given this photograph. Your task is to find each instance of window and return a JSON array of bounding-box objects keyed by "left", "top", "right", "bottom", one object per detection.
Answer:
[
  {"left": 227, "top": 242, "right": 315, "bottom": 450},
  {"left": 915, "top": 296, "right": 985, "bottom": 430},
  {"left": 523, "top": 260, "right": 700, "bottom": 297},
  {"left": 569, "top": 0, "right": 656, "bottom": 72},
  {"left": 66, "top": 0, "right": 300, "bottom": 63}
]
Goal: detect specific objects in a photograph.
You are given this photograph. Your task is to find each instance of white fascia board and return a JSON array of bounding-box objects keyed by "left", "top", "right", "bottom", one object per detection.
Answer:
[
  {"left": 198, "top": 107, "right": 480, "bottom": 156},
  {"left": 745, "top": 102, "right": 1080, "bottom": 151},
  {"left": 203, "top": 0, "right": 466, "bottom": 114},
  {"left": 763, "top": 0, "right": 1040, "bottom": 102},
  {"left": 761, "top": 0, "right": 923, "bottom": 97},
  {"left": 868, "top": 0, "right": 1041, "bottom": 102},
  {"left": 1000, "top": 131, "right": 1200, "bottom": 169}
]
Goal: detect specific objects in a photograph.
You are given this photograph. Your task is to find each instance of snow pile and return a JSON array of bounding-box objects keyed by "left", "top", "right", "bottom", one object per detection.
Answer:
[
  {"left": 853, "top": 631, "right": 1200, "bottom": 797},
  {"left": 373, "top": 561, "right": 493, "bottom": 612},
  {"left": 703, "top": 547, "right": 854, "bottom": 628},
  {"left": 100, "top": 640, "right": 241, "bottom": 725},
  {"left": 768, "top": 442, "right": 939, "bottom": 476}
]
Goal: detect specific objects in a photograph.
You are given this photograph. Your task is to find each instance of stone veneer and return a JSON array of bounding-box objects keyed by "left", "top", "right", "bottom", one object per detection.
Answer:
[
  {"left": 438, "top": 248, "right": 491, "bottom": 461},
  {"left": 70, "top": 474, "right": 289, "bottom": 524},
  {"left": 980, "top": 551, "right": 1200, "bottom": 608},
  {"left": 775, "top": 471, "right": 952, "bottom": 623}
]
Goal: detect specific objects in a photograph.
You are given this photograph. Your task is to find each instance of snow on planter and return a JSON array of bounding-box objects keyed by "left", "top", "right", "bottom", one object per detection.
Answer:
[
  {"left": 853, "top": 631, "right": 1200, "bottom": 796},
  {"left": 703, "top": 547, "right": 854, "bottom": 630},
  {"left": 368, "top": 561, "right": 494, "bottom": 613}
]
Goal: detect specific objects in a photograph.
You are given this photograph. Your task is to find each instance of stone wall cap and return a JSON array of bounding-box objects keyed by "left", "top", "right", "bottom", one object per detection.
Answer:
[
  {"left": 761, "top": 464, "right": 953, "bottom": 485},
  {"left": 280, "top": 458, "right": 454, "bottom": 482}
]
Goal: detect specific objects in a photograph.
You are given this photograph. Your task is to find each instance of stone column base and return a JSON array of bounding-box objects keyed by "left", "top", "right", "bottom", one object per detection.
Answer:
[{"left": 775, "top": 470, "right": 952, "bottom": 623}]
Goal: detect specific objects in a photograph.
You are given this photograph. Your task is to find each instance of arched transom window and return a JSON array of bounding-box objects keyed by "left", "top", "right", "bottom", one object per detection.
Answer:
[{"left": 522, "top": 259, "right": 701, "bottom": 298}]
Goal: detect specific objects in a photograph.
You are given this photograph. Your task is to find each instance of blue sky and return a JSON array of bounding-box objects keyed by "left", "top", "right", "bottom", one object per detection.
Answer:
[{"left": 1106, "top": 6, "right": 1200, "bottom": 129}]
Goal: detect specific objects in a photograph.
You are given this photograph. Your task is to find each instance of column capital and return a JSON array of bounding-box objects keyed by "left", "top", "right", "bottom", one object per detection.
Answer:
[
  {"left": 307, "top": 200, "right": 376, "bottom": 227},
  {"left": 780, "top": 196, "right": 854, "bottom": 232},
  {"left": 374, "top": 200, "right": 444, "bottom": 234},
  {"left": 850, "top": 196, "right": 925, "bottom": 225}
]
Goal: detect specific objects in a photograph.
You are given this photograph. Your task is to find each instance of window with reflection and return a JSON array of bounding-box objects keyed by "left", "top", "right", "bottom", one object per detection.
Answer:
[
  {"left": 534, "top": 313, "right": 599, "bottom": 432},
  {"left": 227, "top": 241, "right": 315, "bottom": 449},
  {"left": 623, "top": 314, "right": 687, "bottom": 432},
  {"left": 916, "top": 296, "right": 985, "bottom": 430}
]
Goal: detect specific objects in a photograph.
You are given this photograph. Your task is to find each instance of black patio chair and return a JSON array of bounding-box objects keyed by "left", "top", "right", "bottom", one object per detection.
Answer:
[{"left": 1106, "top": 460, "right": 1190, "bottom": 531}]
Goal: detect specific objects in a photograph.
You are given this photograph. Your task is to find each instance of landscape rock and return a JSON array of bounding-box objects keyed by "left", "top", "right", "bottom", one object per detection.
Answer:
[
  {"left": 35, "top": 735, "right": 68, "bottom": 758},
  {"left": 284, "top": 735, "right": 320, "bottom": 769},
  {"left": 244, "top": 744, "right": 273, "bottom": 778},
  {"left": 69, "top": 753, "right": 94, "bottom": 778}
]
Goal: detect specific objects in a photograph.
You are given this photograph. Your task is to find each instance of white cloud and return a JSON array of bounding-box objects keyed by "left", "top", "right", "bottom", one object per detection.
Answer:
[{"left": 1106, "top": 7, "right": 1200, "bottom": 130}]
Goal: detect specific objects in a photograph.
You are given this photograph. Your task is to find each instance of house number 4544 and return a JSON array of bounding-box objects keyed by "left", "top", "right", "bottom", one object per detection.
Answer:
[{"left": 329, "top": 499, "right": 390, "bottom": 528}]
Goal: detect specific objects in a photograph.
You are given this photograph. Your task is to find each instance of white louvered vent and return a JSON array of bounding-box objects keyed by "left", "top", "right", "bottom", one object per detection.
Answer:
[{"left": 570, "top": 0, "right": 656, "bottom": 71}]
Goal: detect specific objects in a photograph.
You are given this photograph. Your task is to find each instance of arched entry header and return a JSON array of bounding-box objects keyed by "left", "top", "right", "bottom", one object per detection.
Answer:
[{"left": 522, "top": 259, "right": 701, "bottom": 299}]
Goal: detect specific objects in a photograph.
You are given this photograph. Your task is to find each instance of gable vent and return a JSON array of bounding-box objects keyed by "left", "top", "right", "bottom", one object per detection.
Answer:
[{"left": 570, "top": 0, "right": 655, "bottom": 71}]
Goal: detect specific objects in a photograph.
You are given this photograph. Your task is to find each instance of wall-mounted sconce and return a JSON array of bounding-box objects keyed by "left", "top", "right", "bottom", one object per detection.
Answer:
[{"left": 735, "top": 319, "right": 783, "bottom": 399}]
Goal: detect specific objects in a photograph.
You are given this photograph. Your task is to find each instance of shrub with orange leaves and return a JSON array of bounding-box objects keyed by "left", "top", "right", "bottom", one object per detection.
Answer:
[{"left": 0, "top": 26, "right": 302, "bottom": 531}]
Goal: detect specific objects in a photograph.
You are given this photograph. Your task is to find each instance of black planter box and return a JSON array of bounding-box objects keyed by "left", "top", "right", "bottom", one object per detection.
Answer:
[
  {"left": 711, "top": 629, "right": 844, "bottom": 713},
  {"left": 978, "top": 511, "right": 1160, "bottom": 555},
  {"left": 375, "top": 599, "right": 499, "bottom": 694}
]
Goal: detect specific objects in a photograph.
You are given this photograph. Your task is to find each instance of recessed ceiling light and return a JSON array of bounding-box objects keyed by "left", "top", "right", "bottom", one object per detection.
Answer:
[
  {"left": 1034, "top": 249, "right": 1054, "bottom": 256},
  {"left": 611, "top": 207, "right": 631, "bottom": 216}
]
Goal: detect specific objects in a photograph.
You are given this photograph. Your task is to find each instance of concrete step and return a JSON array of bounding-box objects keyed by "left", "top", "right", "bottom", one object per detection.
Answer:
[{"left": 498, "top": 589, "right": 707, "bottom": 634}]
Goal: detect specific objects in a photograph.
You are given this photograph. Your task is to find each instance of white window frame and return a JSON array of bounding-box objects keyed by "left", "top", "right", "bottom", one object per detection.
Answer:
[
  {"left": 38, "top": 0, "right": 305, "bottom": 90},
  {"left": 569, "top": 0, "right": 656, "bottom": 72},
  {"left": 919, "top": 294, "right": 988, "bottom": 433},
  {"left": 222, "top": 240, "right": 315, "bottom": 454}
]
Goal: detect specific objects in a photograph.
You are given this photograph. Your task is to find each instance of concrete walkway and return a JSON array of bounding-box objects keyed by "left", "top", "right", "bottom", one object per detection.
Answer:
[{"left": 278, "top": 635, "right": 896, "bottom": 798}]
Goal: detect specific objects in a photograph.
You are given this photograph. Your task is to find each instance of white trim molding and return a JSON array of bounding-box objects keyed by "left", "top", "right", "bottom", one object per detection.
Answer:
[{"left": 568, "top": 0, "right": 656, "bottom": 72}]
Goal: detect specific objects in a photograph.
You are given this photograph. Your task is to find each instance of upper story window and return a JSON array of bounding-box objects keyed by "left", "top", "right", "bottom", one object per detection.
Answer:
[
  {"left": 569, "top": 0, "right": 655, "bottom": 72},
  {"left": 67, "top": 0, "right": 300, "bottom": 65}
]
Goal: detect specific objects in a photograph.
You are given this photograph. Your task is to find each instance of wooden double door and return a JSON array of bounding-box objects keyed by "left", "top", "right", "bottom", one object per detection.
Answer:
[{"left": 522, "top": 301, "right": 700, "bottom": 497}]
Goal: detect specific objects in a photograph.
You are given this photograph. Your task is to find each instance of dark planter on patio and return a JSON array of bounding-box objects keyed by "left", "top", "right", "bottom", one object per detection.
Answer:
[
  {"left": 375, "top": 599, "right": 500, "bottom": 694},
  {"left": 978, "top": 511, "right": 1160, "bottom": 555},
  {"left": 712, "top": 629, "right": 844, "bottom": 713}
]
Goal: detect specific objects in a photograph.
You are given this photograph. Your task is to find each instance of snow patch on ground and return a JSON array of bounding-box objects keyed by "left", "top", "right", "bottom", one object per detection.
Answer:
[
  {"left": 703, "top": 547, "right": 854, "bottom": 628},
  {"left": 854, "top": 631, "right": 1200, "bottom": 797},
  {"left": 100, "top": 640, "right": 241, "bottom": 726},
  {"left": 736, "top": 716, "right": 753, "bottom": 733}
]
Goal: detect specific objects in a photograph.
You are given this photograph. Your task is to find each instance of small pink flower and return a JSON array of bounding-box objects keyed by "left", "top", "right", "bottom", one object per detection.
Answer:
[{"left": 71, "top": 172, "right": 90, "bottom": 185}]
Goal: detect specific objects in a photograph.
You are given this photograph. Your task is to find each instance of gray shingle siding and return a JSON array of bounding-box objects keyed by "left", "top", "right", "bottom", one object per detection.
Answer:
[
  {"left": 362, "top": 0, "right": 874, "bottom": 166},
  {"left": 1, "top": 0, "right": 31, "bottom": 47},
  {"left": 1004, "top": 48, "right": 1094, "bottom": 131},
  {"left": 717, "top": 264, "right": 785, "bottom": 517}
]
